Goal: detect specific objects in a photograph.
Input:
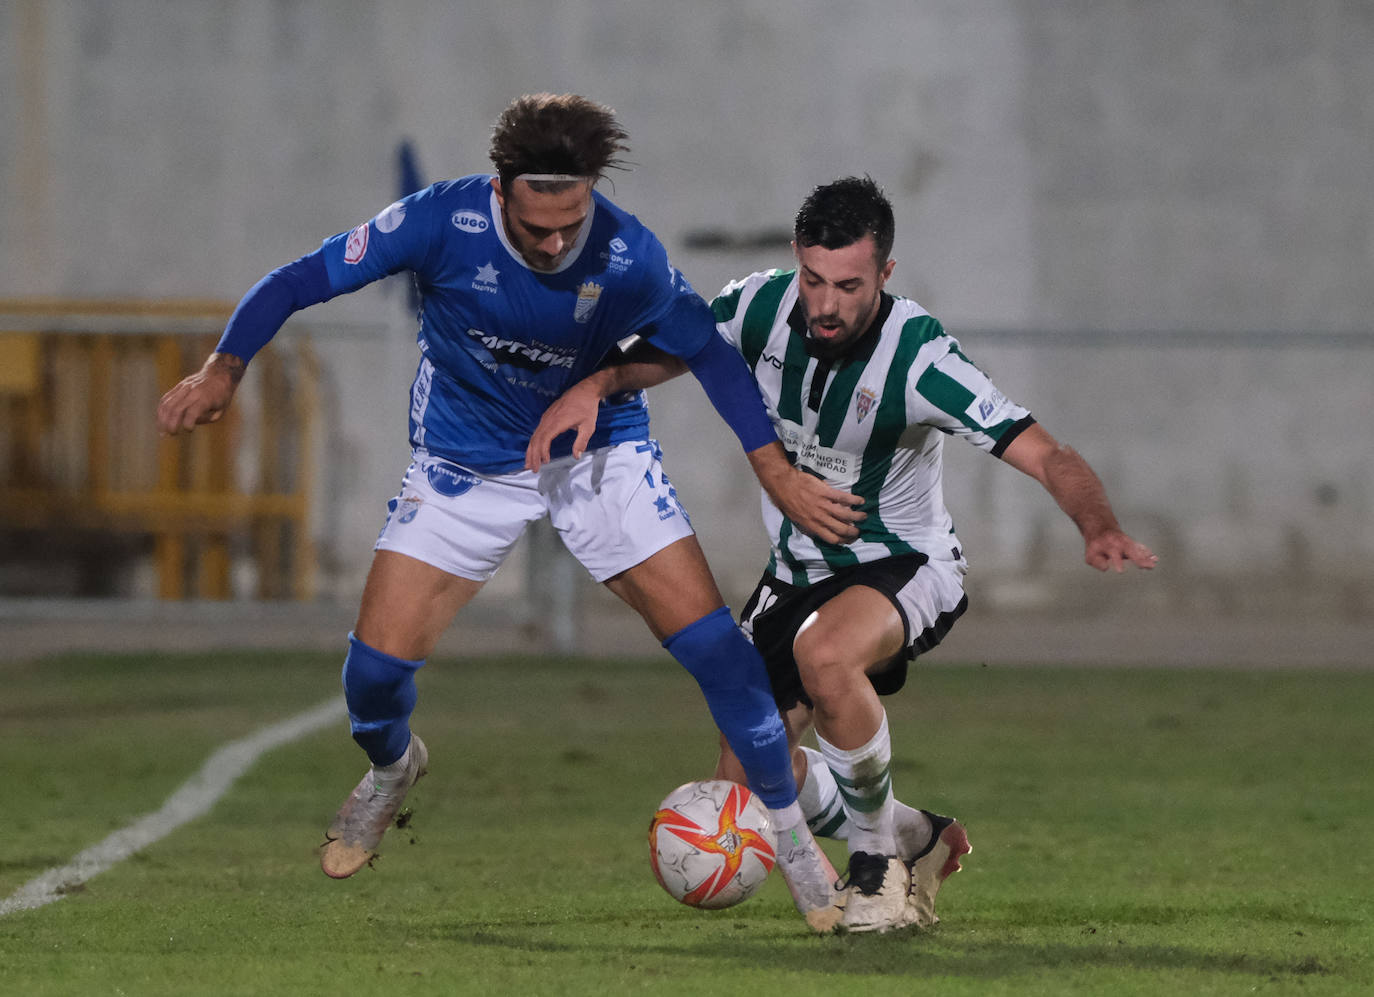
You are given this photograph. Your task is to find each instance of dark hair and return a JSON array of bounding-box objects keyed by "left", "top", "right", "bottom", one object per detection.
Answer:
[
  {"left": 794, "top": 175, "right": 895, "bottom": 262},
  {"left": 489, "top": 93, "right": 630, "bottom": 190}
]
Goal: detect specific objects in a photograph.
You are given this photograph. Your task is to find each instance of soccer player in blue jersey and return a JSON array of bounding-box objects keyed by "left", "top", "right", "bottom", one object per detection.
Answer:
[{"left": 156, "top": 94, "right": 862, "bottom": 932}]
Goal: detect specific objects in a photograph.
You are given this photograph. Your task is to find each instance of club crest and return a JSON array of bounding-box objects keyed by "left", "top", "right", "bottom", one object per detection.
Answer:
[
  {"left": 855, "top": 385, "right": 878, "bottom": 423},
  {"left": 574, "top": 281, "right": 603, "bottom": 324}
]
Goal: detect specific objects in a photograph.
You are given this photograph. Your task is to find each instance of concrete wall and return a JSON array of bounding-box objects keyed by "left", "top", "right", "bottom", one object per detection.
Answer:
[{"left": 3, "top": 1, "right": 1371, "bottom": 618}]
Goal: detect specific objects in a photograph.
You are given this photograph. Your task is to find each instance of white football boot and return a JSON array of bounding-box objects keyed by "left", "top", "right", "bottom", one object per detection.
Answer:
[
  {"left": 903, "top": 811, "right": 971, "bottom": 928},
  {"left": 321, "top": 734, "right": 428, "bottom": 879},
  {"left": 774, "top": 822, "right": 845, "bottom": 934},
  {"left": 838, "top": 851, "right": 912, "bottom": 933}
]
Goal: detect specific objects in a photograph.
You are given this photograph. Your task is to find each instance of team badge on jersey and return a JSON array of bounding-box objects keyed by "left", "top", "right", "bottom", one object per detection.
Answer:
[
  {"left": 855, "top": 385, "right": 879, "bottom": 423},
  {"left": 574, "top": 281, "right": 603, "bottom": 324},
  {"left": 344, "top": 223, "right": 369, "bottom": 264},
  {"left": 394, "top": 495, "right": 423, "bottom": 525}
]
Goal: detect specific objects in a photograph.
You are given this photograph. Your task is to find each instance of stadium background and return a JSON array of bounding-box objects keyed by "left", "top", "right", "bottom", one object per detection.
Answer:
[{"left": 2, "top": 1, "right": 1371, "bottom": 664}]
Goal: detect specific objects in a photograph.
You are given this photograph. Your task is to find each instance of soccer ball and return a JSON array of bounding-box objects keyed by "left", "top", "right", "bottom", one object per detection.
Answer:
[{"left": 647, "top": 780, "right": 777, "bottom": 909}]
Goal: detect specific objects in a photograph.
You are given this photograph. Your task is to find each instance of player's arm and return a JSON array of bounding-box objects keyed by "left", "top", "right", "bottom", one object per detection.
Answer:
[
  {"left": 526, "top": 327, "right": 865, "bottom": 544},
  {"left": 660, "top": 299, "right": 865, "bottom": 542},
  {"left": 159, "top": 193, "right": 430, "bottom": 437},
  {"left": 524, "top": 337, "right": 686, "bottom": 468},
  {"left": 156, "top": 253, "right": 332, "bottom": 435},
  {"left": 999, "top": 422, "right": 1157, "bottom": 572}
]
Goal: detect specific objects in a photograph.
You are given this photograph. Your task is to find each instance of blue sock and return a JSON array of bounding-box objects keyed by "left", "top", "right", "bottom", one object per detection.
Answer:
[
  {"left": 662, "top": 607, "right": 797, "bottom": 809},
  {"left": 341, "top": 632, "right": 423, "bottom": 766}
]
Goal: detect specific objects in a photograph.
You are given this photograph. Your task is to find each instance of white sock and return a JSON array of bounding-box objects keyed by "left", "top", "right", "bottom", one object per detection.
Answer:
[
  {"left": 798, "top": 746, "right": 852, "bottom": 840},
  {"left": 802, "top": 745, "right": 935, "bottom": 858},
  {"left": 768, "top": 800, "right": 805, "bottom": 833},
  {"left": 817, "top": 711, "right": 897, "bottom": 855},
  {"left": 893, "top": 801, "right": 933, "bottom": 860},
  {"left": 372, "top": 738, "right": 412, "bottom": 792}
]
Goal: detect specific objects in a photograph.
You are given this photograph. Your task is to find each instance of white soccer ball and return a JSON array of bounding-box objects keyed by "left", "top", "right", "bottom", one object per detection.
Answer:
[{"left": 647, "top": 779, "right": 778, "bottom": 909}]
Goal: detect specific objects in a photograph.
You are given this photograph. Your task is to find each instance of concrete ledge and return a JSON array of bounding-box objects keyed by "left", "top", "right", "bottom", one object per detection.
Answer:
[{"left": 2, "top": 597, "right": 1370, "bottom": 670}]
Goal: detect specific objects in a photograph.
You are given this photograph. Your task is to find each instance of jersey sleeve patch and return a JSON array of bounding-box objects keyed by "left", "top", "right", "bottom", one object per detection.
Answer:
[
  {"left": 374, "top": 200, "right": 407, "bottom": 234},
  {"left": 343, "top": 223, "right": 370, "bottom": 264},
  {"left": 966, "top": 386, "right": 1016, "bottom": 427}
]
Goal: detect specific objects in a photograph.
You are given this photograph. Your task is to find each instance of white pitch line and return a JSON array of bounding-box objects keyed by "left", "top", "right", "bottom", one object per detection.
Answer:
[{"left": 1, "top": 695, "right": 345, "bottom": 916}]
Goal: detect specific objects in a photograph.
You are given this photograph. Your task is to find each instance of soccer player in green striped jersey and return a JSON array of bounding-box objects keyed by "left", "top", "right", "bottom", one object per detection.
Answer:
[{"left": 528, "top": 176, "right": 1156, "bottom": 933}]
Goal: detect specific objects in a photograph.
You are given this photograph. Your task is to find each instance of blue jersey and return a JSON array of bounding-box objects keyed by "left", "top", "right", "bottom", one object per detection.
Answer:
[{"left": 316, "top": 175, "right": 716, "bottom": 472}]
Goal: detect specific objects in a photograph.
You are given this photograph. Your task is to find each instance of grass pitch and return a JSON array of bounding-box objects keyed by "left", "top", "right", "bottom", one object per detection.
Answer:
[{"left": 1, "top": 647, "right": 1371, "bottom": 995}]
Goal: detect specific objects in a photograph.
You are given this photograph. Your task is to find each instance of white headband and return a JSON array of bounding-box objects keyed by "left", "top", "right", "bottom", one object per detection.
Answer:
[{"left": 515, "top": 173, "right": 592, "bottom": 183}]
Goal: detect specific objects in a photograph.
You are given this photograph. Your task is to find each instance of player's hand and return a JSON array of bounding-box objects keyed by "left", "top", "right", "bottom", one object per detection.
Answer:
[
  {"left": 156, "top": 352, "right": 244, "bottom": 436},
  {"left": 1084, "top": 528, "right": 1158, "bottom": 573},
  {"left": 747, "top": 441, "right": 865, "bottom": 544},
  {"left": 525, "top": 381, "right": 601, "bottom": 471},
  {"left": 767, "top": 467, "right": 866, "bottom": 544}
]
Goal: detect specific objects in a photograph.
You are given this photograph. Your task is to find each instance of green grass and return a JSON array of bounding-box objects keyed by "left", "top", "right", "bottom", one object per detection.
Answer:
[{"left": 1, "top": 650, "right": 1371, "bottom": 995}]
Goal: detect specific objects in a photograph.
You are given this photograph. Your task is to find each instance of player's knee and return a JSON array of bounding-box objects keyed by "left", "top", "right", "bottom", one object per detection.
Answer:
[
  {"left": 793, "top": 630, "right": 859, "bottom": 706},
  {"left": 662, "top": 606, "right": 761, "bottom": 692},
  {"left": 341, "top": 632, "right": 425, "bottom": 765}
]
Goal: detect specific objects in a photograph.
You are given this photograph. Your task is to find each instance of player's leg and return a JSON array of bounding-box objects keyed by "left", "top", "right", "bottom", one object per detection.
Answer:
[
  {"left": 323, "top": 455, "right": 540, "bottom": 879},
  {"left": 726, "top": 558, "right": 972, "bottom": 928},
  {"left": 321, "top": 550, "right": 482, "bottom": 879},
  {"left": 713, "top": 699, "right": 811, "bottom": 787},
  {"left": 606, "top": 538, "right": 842, "bottom": 932},
  {"left": 551, "top": 441, "right": 840, "bottom": 931},
  {"left": 345, "top": 549, "right": 482, "bottom": 763},
  {"left": 714, "top": 699, "right": 957, "bottom": 920},
  {"left": 791, "top": 585, "right": 915, "bottom": 931}
]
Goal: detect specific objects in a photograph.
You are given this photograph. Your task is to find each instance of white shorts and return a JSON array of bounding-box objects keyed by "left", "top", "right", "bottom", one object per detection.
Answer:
[{"left": 374, "top": 440, "right": 696, "bottom": 583}]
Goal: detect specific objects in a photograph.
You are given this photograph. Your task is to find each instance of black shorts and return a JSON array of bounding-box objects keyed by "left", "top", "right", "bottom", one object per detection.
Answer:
[{"left": 739, "top": 554, "right": 968, "bottom": 711}]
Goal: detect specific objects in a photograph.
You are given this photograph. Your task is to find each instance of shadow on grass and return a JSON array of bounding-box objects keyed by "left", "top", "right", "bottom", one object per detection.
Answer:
[{"left": 441, "top": 908, "right": 1342, "bottom": 983}]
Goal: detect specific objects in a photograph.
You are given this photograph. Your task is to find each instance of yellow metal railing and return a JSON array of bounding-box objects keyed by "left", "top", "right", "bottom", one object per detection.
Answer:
[{"left": 0, "top": 299, "right": 317, "bottom": 599}]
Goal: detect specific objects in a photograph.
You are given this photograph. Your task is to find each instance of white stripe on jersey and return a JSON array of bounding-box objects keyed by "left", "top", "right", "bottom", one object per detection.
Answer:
[{"left": 410, "top": 355, "right": 435, "bottom": 448}]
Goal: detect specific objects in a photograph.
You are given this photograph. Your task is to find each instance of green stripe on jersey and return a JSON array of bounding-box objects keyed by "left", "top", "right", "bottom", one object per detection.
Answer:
[
  {"left": 808, "top": 358, "right": 870, "bottom": 573},
  {"left": 775, "top": 329, "right": 811, "bottom": 425},
  {"left": 711, "top": 282, "right": 746, "bottom": 324},
  {"left": 855, "top": 315, "right": 945, "bottom": 558},
  {"left": 739, "top": 271, "right": 793, "bottom": 373},
  {"left": 913, "top": 329, "right": 980, "bottom": 426}
]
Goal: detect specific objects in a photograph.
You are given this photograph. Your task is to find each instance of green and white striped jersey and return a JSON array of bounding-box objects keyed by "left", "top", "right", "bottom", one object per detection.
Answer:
[{"left": 712, "top": 268, "right": 1033, "bottom": 587}]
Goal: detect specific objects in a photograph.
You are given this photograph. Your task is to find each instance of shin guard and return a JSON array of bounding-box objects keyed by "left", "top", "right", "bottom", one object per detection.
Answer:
[
  {"left": 341, "top": 632, "right": 423, "bottom": 767},
  {"left": 662, "top": 607, "right": 796, "bottom": 809}
]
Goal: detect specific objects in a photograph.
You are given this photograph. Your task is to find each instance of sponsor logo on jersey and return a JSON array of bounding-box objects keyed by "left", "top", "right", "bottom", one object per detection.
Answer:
[
  {"left": 600, "top": 243, "right": 635, "bottom": 275},
  {"left": 423, "top": 459, "right": 482, "bottom": 497},
  {"left": 464, "top": 327, "right": 577, "bottom": 372},
  {"left": 574, "top": 281, "right": 603, "bottom": 324},
  {"left": 969, "top": 388, "right": 1010, "bottom": 425},
  {"left": 343, "top": 223, "right": 369, "bottom": 264},
  {"left": 452, "top": 209, "right": 489, "bottom": 233},
  {"left": 374, "top": 201, "right": 406, "bottom": 234},
  {"left": 778, "top": 422, "right": 858, "bottom": 485},
  {"left": 472, "top": 262, "right": 500, "bottom": 293},
  {"left": 855, "top": 385, "right": 879, "bottom": 423}
]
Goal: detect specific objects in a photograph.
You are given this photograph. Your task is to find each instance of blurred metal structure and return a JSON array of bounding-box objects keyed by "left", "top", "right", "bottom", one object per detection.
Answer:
[{"left": 0, "top": 299, "right": 318, "bottom": 599}]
